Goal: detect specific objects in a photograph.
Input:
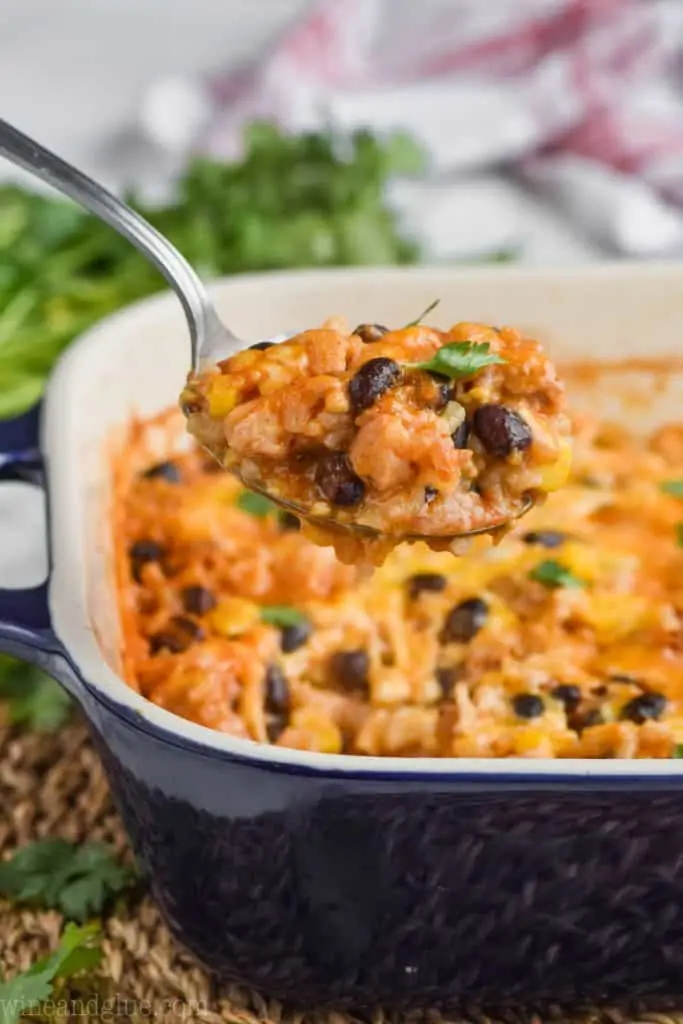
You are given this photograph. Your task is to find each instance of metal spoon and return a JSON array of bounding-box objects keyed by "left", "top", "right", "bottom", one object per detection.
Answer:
[
  {"left": 0, "top": 116, "right": 239, "bottom": 370},
  {"left": 0, "top": 117, "right": 532, "bottom": 543}
]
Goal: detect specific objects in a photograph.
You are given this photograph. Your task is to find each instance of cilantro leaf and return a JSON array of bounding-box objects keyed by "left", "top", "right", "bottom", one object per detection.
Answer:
[
  {"left": 528, "top": 560, "right": 585, "bottom": 589},
  {"left": 260, "top": 605, "right": 309, "bottom": 628},
  {"left": 661, "top": 479, "right": 683, "bottom": 497},
  {"left": 404, "top": 298, "right": 440, "bottom": 328},
  {"left": 0, "top": 839, "right": 136, "bottom": 921},
  {"left": 0, "top": 923, "right": 101, "bottom": 1024},
  {"left": 673, "top": 743, "right": 683, "bottom": 758},
  {"left": 676, "top": 523, "right": 683, "bottom": 549},
  {"left": 47, "top": 922, "right": 103, "bottom": 979},
  {"left": 0, "top": 656, "right": 71, "bottom": 732},
  {"left": 236, "top": 490, "right": 278, "bottom": 518},
  {"left": 411, "top": 341, "right": 507, "bottom": 380}
]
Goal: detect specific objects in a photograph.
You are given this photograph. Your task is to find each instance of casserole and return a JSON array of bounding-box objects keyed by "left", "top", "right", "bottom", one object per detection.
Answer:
[{"left": 3, "top": 264, "right": 683, "bottom": 1008}]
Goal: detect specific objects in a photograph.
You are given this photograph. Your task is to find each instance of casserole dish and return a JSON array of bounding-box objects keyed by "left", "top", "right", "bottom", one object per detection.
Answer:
[{"left": 3, "top": 264, "right": 683, "bottom": 1008}]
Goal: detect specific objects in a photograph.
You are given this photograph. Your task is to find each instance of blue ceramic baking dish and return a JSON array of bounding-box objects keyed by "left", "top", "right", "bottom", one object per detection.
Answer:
[{"left": 3, "top": 265, "right": 683, "bottom": 1009}]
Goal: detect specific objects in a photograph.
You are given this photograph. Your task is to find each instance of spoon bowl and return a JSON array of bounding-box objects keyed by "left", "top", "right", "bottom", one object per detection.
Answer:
[{"left": 227, "top": 461, "right": 535, "bottom": 545}]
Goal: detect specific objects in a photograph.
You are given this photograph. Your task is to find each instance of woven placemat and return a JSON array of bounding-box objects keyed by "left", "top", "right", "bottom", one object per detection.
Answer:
[{"left": 0, "top": 717, "right": 681, "bottom": 1024}]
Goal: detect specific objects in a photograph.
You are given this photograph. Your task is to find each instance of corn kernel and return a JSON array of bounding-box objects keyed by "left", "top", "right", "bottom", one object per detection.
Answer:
[
  {"left": 441, "top": 400, "right": 466, "bottom": 433},
  {"left": 579, "top": 594, "right": 648, "bottom": 641},
  {"left": 513, "top": 726, "right": 551, "bottom": 756},
  {"left": 208, "top": 379, "right": 239, "bottom": 418},
  {"left": 291, "top": 707, "right": 343, "bottom": 753},
  {"left": 538, "top": 440, "right": 573, "bottom": 492},
  {"left": 560, "top": 541, "right": 601, "bottom": 584},
  {"left": 465, "top": 385, "right": 490, "bottom": 404},
  {"left": 208, "top": 598, "right": 260, "bottom": 637}
]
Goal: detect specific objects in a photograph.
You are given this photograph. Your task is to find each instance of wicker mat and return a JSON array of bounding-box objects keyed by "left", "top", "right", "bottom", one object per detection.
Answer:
[{"left": 1, "top": 719, "right": 681, "bottom": 1024}]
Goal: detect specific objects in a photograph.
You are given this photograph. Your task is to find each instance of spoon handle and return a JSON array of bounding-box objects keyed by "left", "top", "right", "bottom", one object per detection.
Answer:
[{"left": 0, "top": 117, "right": 230, "bottom": 368}]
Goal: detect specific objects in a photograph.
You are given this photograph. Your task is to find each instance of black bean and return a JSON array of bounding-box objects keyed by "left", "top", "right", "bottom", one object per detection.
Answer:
[
  {"left": 181, "top": 585, "right": 217, "bottom": 616},
  {"left": 171, "top": 615, "right": 205, "bottom": 640},
  {"left": 129, "top": 539, "right": 165, "bottom": 583},
  {"left": 249, "top": 340, "right": 275, "bottom": 351},
  {"left": 142, "top": 460, "right": 181, "bottom": 483},
  {"left": 149, "top": 616, "right": 203, "bottom": 655},
  {"left": 267, "top": 716, "right": 288, "bottom": 743},
  {"left": 130, "top": 539, "right": 164, "bottom": 563},
  {"left": 354, "top": 323, "right": 389, "bottom": 344},
  {"left": 280, "top": 619, "right": 312, "bottom": 653},
  {"left": 451, "top": 421, "right": 469, "bottom": 449},
  {"left": 512, "top": 693, "right": 544, "bottom": 719},
  {"left": 424, "top": 485, "right": 439, "bottom": 503},
  {"left": 620, "top": 692, "right": 667, "bottom": 724},
  {"left": 279, "top": 511, "right": 301, "bottom": 531},
  {"left": 551, "top": 684, "right": 581, "bottom": 712},
  {"left": 329, "top": 649, "right": 370, "bottom": 692},
  {"left": 264, "top": 664, "right": 291, "bottom": 715},
  {"left": 406, "top": 573, "right": 447, "bottom": 600},
  {"left": 149, "top": 631, "right": 187, "bottom": 655},
  {"left": 473, "top": 405, "right": 532, "bottom": 457},
  {"left": 349, "top": 357, "right": 401, "bottom": 412},
  {"left": 315, "top": 453, "right": 365, "bottom": 507},
  {"left": 436, "top": 666, "right": 461, "bottom": 698},
  {"left": 440, "top": 597, "right": 488, "bottom": 643},
  {"left": 570, "top": 707, "right": 603, "bottom": 732},
  {"left": 522, "top": 529, "right": 566, "bottom": 548}
]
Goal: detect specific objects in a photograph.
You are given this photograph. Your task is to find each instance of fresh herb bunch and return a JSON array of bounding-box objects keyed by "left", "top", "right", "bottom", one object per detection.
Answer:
[{"left": 0, "top": 123, "right": 424, "bottom": 421}]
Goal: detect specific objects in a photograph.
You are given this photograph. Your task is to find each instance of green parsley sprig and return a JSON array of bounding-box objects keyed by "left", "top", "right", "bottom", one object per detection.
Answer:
[
  {"left": 260, "top": 606, "right": 309, "bottom": 628},
  {"left": 404, "top": 298, "right": 440, "bottom": 327},
  {"left": 0, "top": 923, "right": 102, "bottom": 1024},
  {"left": 236, "top": 490, "right": 278, "bottom": 518},
  {"left": 0, "top": 839, "right": 136, "bottom": 921},
  {"left": 660, "top": 479, "right": 683, "bottom": 497},
  {"left": 528, "top": 560, "right": 585, "bottom": 589},
  {"left": 409, "top": 341, "right": 506, "bottom": 380}
]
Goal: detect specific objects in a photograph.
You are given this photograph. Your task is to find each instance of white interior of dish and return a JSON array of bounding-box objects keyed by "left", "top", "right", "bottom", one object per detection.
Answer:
[{"left": 43, "top": 263, "right": 683, "bottom": 775}]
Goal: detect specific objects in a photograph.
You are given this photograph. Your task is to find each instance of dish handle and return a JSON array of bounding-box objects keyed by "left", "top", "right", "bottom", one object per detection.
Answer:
[{"left": 0, "top": 405, "right": 73, "bottom": 684}]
